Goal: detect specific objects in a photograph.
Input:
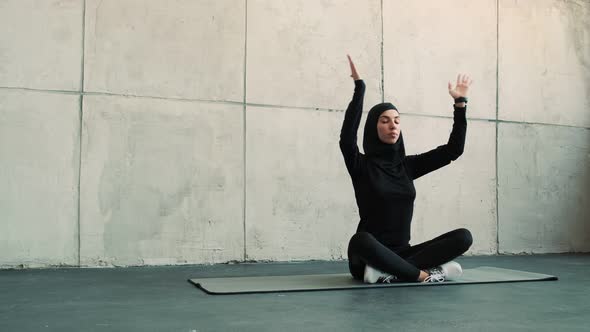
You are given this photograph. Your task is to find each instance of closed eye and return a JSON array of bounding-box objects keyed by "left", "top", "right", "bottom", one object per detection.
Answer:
[{"left": 379, "top": 116, "right": 400, "bottom": 124}]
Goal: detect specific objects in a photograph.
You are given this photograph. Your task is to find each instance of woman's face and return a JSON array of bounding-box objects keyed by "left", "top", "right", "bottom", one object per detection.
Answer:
[{"left": 376, "top": 109, "right": 401, "bottom": 144}]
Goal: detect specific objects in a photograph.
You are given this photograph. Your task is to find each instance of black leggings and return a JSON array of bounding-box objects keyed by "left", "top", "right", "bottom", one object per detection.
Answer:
[{"left": 347, "top": 228, "right": 473, "bottom": 281}]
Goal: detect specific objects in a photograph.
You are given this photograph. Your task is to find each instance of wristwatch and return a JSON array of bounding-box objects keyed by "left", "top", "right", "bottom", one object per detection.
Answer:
[{"left": 454, "top": 97, "right": 468, "bottom": 104}]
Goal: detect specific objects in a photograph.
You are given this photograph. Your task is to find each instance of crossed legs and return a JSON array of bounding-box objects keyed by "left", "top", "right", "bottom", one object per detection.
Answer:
[{"left": 347, "top": 228, "right": 473, "bottom": 282}]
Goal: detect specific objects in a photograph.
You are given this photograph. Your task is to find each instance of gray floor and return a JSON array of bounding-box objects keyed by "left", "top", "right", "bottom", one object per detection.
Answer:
[{"left": 0, "top": 254, "right": 588, "bottom": 332}]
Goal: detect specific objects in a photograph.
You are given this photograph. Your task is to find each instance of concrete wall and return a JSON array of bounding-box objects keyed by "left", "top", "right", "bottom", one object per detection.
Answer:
[{"left": 0, "top": 0, "right": 588, "bottom": 268}]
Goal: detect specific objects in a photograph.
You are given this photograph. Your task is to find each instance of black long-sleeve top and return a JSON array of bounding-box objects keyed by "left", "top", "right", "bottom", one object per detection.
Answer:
[{"left": 339, "top": 80, "right": 467, "bottom": 249}]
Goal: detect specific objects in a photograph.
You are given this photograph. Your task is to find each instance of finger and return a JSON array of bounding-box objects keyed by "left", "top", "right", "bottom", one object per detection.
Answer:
[
  {"left": 448, "top": 81, "right": 453, "bottom": 91},
  {"left": 456, "top": 74, "right": 461, "bottom": 86}
]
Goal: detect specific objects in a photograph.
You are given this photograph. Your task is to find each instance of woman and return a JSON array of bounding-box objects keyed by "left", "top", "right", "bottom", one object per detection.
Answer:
[{"left": 341, "top": 55, "right": 473, "bottom": 283}]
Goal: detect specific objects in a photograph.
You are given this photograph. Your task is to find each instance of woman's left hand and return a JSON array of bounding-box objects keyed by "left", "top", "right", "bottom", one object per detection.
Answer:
[{"left": 448, "top": 74, "right": 473, "bottom": 99}]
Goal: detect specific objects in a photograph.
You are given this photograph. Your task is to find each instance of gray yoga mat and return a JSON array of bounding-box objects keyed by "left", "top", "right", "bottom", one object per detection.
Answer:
[{"left": 189, "top": 266, "right": 558, "bottom": 295}]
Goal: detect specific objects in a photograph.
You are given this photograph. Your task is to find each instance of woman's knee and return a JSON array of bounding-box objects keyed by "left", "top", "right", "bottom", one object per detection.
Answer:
[
  {"left": 348, "top": 231, "right": 379, "bottom": 258},
  {"left": 348, "top": 232, "right": 375, "bottom": 279},
  {"left": 349, "top": 231, "right": 376, "bottom": 249},
  {"left": 455, "top": 228, "right": 473, "bottom": 251},
  {"left": 350, "top": 232, "right": 375, "bottom": 242}
]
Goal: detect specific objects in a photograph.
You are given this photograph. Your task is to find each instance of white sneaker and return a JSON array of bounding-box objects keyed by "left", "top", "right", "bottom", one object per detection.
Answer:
[
  {"left": 439, "top": 261, "right": 463, "bottom": 280},
  {"left": 363, "top": 265, "right": 397, "bottom": 284},
  {"left": 423, "top": 261, "right": 463, "bottom": 283},
  {"left": 423, "top": 266, "right": 445, "bottom": 283}
]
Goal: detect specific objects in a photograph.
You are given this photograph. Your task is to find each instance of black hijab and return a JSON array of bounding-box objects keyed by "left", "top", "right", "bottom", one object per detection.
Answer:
[
  {"left": 362, "top": 102, "right": 415, "bottom": 197},
  {"left": 363, "top": 102, "right": 405, "bottom": 164}
]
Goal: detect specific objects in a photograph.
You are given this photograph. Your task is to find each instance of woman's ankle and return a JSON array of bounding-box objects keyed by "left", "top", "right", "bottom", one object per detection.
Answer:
[{"left": 417, "top": 270, "right": 429, "bottom": 282}]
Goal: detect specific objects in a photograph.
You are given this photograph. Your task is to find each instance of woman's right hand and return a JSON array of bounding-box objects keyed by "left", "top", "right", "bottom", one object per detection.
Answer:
[{"left": 347, "top": 55, "right": 360, "bottom": 81}]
